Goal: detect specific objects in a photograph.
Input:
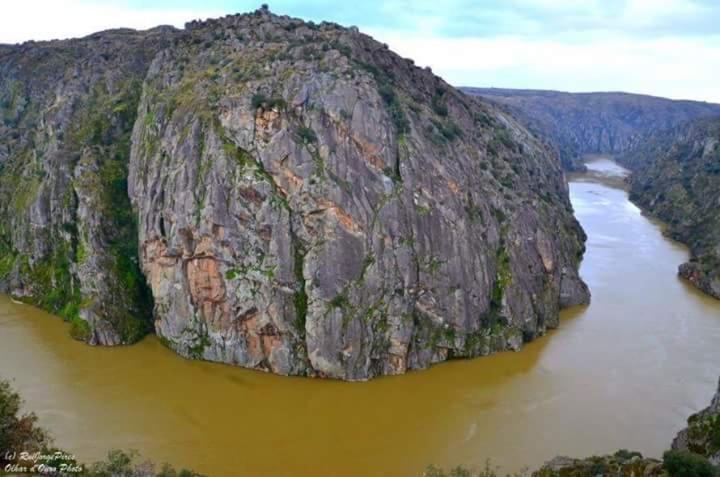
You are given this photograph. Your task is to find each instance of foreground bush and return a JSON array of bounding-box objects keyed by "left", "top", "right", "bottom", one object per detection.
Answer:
[
  {"left": 663, "top": 450, "right": 718, "bottom": 477},
  {"left": 0, "top": 379, "right": 50, "bottom": 467},
  {"left": 86, "top": 450, "right": 202, "bottom": 477},
  {"left": 425, "top": 460, "right": 525, "bottom": 477}
]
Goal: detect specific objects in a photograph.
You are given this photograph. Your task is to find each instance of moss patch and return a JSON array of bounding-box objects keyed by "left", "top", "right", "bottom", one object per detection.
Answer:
[
  {"left": 490, "top": 246, "right": 512, "bottom": 311},
  {"left": 69, "top": 316, "right": 92, "bottom": 341}
]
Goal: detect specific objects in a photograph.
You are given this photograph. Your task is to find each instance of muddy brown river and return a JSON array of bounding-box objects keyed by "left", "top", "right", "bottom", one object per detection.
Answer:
[{"left": 1, "top": 157, "right": 719, "bottom": 476}]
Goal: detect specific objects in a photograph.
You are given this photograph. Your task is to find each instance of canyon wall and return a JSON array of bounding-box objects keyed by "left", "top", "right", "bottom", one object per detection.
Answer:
[
  {"left": 463, "top": 87, "right": 720, "bottom": 171},
  {"left": 0, "top": 9, "right": 589, "bottom": 379},
  {"left": 0, "top": 27, "right": 175, "bottom": 344},
  {"left": 619, "top": 118, "right": 720, "bottom": 299}
]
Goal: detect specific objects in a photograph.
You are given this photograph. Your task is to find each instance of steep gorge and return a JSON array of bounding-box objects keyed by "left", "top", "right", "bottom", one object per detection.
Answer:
[
  {"left": 463, "top": 87, "right": 720, "bottom": 171},
  {"left": 619, "top": 118, "right": 720, "bottom": 299},
  {"left": 462, "top": 87, "right": 720, "bottom": 301},
  {"left": 0, "top": 9, "right": 589, "bottom": 380}
]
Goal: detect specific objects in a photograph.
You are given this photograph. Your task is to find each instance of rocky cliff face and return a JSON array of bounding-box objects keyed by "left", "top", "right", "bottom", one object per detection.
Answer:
[
  {"left": 619, "top": 118, "right": 720, "bottom": 299},
  {"left": 0, "top": 28, "right": 175, "bottom": 344},
  {"left": 0, "top": 9, "right": 589, "bottom": 379},
  {"left": 462, "top": 88, "right": 720, "bottom": 171}
]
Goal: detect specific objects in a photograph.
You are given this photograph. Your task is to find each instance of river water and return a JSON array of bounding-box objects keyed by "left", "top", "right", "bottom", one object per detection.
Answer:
[{"left": 1, "top": 157, "right": 719, "bottom": 476}]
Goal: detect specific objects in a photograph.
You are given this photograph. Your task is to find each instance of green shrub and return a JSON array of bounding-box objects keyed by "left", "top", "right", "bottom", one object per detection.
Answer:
[
  {"left": 389, "top": 103, "right": 409, "bottom": 134},
  {"left": 330, "top": 41, "right": 352, "bottom": 56},
  {"left": 297, "top": 125, "right": 318, "bottom": 144},
  {"left": 0, "top": 253, "right": 15, "bottom": 279},
  {"left": 495, "top": 128, "right": 514, "bottom": 149},
  {"left": 589, "top": 461, "right": 609, "bottom": 475},
  {"left": 614, "top": 449, "right": 643, "bottom": 460},
  {"left": 424, "top": 460, "right": 501, "bottom": 477},
  {"left": 431, "top": 118, "right": 462, "bottom": 142},
  {"left": 251, "top": 93, "right": 286, "bottom": 110},
  {"left": 378, "top": 84, "right": 396, "bottom": 104},
  {"left": 373, "top": 83, "right": 408, "bottom": 134},
  {"left": 293, "top": 247, "right": 308, "bottom": 332},
  {"left": 329, "top": 294, "right": 350, "bottom": 309},
  {"left": 710, "top": 415, "right": 720, "bottom": 450},
  {"left": 0, "top": 379, "right": 50, "bottom": 465},
  {"left": 382, "top": 166, "right": 401, "bottom": 184},
  {"left": 663, "top": 450, "right": 717, "bottom": 477},
  {"left": 69, "top": 315, "right": 92, "bottom": 341},
  {"left": 88, "top": 449, "right": 204, "bottom": 476},
  {"left": 431, "top": 91, "right": 449, "bottom": 117}
]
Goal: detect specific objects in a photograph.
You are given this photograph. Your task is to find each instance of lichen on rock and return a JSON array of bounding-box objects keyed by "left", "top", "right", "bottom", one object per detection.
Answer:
[
  {"left": 127, "top": 10, "right": 589, "bottom": 379},
  {"left": 0, "top": 28, "right": 173, "bottom": 344},
  {"left": 1, "top": 10, "right": 589, "bottom": 379}
]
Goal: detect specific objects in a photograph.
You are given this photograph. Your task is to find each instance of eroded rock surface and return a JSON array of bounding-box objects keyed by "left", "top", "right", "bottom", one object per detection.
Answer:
[
  {"left": 1, "top": 9, "right": 589, "bottom": 379},
  {"left": 0, "top": 28, "right": 174, "bottom": 344},
  {"left": 128, "top": 10, "right": 588, "bottom": 379}
]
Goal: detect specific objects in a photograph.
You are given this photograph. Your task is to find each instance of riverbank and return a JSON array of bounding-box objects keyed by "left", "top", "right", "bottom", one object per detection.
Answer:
[{"left": 618, "top": 118, "right": 720, "bottom": 301}]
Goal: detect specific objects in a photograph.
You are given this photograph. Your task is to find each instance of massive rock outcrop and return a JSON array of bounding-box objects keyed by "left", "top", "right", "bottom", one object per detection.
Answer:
[
  {"left": 462, "top": 87, "right": 720, "bottom": 171},
  {"left": 127, "top": 11, "right": 590, "bottom": 379},
  {"left": 0, "top": 9, "right": 589, "bottom": 379},
  {"left": 619, "top": 118, "right": 720, "bottom": 299},
  {"left": 0, "top": 28, "right": 175, "bottom": 344}
]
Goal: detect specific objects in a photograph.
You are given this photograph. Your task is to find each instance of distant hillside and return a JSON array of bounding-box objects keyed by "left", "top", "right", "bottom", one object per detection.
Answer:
[
  {"left": 618, "top": 117, "right": 720, "bottom": 299},
  {"left": 462, "top": 87, "right": 720, "bottom": 170}
]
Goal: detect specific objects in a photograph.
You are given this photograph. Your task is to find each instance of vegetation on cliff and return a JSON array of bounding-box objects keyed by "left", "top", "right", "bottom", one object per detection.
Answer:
[
  {"left": 619, "top": 118, "right": 720, "bottom": 299},
  {"left": 461, "top": 87, "right": 720, "bottom": 301},
  {"left": 0, "top": 7, "right": 589, "bottom": 379},
  {"left": 0, "top": 28, "right": 173, "bottom": 345},
  {"left": 126, "top": 8, "right": 589, "bottom": 379},
  {"left": 462, "top": 88, "right": 720, "bottom": 171}
]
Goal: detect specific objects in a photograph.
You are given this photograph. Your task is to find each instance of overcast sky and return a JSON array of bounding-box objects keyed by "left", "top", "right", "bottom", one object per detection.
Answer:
[{"left": 2, "top": 0, "right": 719, "bottom": 102}]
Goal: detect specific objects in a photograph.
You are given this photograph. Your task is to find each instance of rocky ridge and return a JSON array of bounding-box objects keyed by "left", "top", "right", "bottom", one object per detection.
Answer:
[
  {"left": 0, "top": 9, "right": 589, "bottom": 379},
  {"left": 619, "top": 118, "right": 720, "bottom": 299},
  {"left": 462, "top": 87, "right": 720, "bottom": 171}
]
